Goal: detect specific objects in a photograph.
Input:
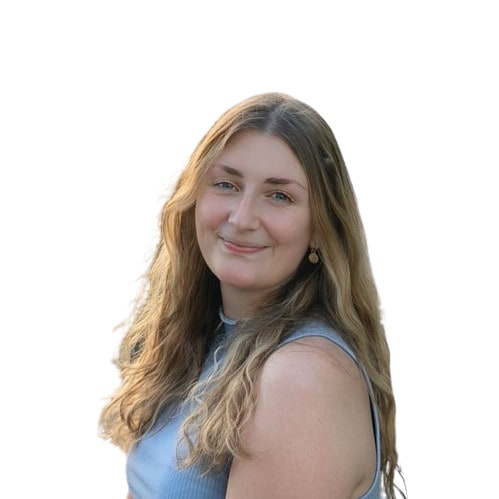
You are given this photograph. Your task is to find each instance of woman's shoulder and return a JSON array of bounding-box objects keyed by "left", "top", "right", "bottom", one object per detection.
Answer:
[
  {"left": 277, "top": 319, "right": 358, "bottom": 365},
  {"left": 267, "top": 321, "right": 366, "bottom": 405},
  {"left": 226, "top": 320, "right": 377, "bottom": 498}
]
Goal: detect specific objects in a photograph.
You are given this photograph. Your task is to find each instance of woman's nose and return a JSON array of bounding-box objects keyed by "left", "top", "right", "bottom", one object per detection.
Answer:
[{"left": 228, "top": 194, "right": 260, "bottom": 231}]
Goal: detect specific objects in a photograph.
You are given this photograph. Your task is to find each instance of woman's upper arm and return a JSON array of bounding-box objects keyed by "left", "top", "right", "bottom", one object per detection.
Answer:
[{"left": 225, "top": 338, "right": 376, "bottom": 499}]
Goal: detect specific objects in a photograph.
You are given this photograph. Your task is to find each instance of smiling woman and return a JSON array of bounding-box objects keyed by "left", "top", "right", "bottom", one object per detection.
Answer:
[
  {"left": 99, "top": 93, "right": 404, "bottom": 498},
  {"left": 195, "top": 132, "right": 314, "bottom": 318}
]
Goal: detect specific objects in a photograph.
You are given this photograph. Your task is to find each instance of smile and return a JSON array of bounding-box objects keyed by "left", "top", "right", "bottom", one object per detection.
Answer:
[{"left": 219, "top": 237, "right": 268, "bottom": 254}]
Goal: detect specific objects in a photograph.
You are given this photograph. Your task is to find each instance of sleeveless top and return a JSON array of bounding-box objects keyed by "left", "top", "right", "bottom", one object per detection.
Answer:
[{"left": 126, "top": 314, "right": 382, "bottom": 498}]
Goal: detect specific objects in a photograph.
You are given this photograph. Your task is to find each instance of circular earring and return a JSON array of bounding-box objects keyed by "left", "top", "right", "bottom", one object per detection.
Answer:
[{"left": 308, "top": 248, "right": 319, "bottom": 264}]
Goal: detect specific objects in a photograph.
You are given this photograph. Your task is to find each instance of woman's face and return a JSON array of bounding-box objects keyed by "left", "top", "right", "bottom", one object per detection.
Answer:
[{"left": 195, "top": 131, "right": 314, "bottom": 314}]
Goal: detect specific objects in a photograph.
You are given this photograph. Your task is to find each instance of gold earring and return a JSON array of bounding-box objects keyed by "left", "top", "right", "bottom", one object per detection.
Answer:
[{"left": 308, "top": 248, "right": 319, "bottom": 264}]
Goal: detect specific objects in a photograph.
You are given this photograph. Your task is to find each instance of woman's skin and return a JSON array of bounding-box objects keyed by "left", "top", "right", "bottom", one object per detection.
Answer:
[{"left": 225, "top": 337, "right": 376, "bottom": 498}]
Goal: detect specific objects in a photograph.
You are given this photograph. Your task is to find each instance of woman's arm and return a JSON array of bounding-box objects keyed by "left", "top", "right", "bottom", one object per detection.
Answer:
[{"left": 225, "top": 338, "right": 376, "bottom": 499}]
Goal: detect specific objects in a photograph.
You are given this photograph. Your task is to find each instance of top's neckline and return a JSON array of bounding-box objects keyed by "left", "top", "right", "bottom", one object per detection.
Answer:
[{"left": 218, "top": 308, "right": 238, "bottom": 326}]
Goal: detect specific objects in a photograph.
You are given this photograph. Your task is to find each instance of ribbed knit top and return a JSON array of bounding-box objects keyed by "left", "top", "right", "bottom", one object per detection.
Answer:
[{"left": 126, "top": 315, "right": 381, "bottom": 498}]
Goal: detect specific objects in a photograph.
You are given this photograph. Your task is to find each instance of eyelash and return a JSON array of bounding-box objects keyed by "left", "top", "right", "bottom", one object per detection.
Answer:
[{"left": 212, "top": 181, "right": 293, "bottom": 204}]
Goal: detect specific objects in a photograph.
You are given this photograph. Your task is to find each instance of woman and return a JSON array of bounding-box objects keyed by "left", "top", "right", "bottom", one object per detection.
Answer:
[{"left": 100, "top": 93, "right": 403, "bottom": 498}]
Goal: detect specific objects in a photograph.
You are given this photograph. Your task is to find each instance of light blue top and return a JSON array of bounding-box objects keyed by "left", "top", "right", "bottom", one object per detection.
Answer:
[{"left": 127, "top": 314, "right": 382, "bottom": 498}]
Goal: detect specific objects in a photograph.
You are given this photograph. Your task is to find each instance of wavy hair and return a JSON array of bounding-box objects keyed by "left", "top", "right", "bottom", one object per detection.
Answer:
[{"left": 99, "top": 93, "right": 402, "bottom": 498}]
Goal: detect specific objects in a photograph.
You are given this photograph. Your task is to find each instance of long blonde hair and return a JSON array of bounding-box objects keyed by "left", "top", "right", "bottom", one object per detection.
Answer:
[{"left": 99, "top": 93, "right": 402, "bottom": 497}]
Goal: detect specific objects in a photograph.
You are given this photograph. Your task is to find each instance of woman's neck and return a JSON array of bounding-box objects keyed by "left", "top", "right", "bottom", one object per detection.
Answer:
[{"left": 220, "top": 284, "right": 261, "bottom": 320}]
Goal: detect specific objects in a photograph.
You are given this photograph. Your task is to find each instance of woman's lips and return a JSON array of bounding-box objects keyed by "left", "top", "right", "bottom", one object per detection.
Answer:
[{"left": 219, "top": 237, "right": 267, "bottom": 254}]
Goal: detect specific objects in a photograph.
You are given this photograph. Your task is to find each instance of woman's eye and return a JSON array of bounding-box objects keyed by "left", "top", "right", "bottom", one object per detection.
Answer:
[
  {"left": 271, "top": 191, "right": 292, "bottom": 203},
  {"left": 214, "top": 181, "right": 236, "bottom": 191}
]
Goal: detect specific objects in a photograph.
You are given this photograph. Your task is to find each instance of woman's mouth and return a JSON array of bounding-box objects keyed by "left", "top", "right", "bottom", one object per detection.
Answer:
[{"left": 219, "top": 237, "right": 267, "bottom": 254}]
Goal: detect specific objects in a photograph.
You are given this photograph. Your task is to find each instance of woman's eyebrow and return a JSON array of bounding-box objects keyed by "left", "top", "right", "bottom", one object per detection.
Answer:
[
  {"left": 214, "top": 164, "right": 306, "bottom": 190},
  {"left": 266, "top": 177, "right": 306, "bottom": 190},
  {"left": 215, "top": 164, "right": 243, "bottom": 178}
]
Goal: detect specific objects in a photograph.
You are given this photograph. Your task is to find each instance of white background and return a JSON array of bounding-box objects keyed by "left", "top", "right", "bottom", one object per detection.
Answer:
[{"left": 1, "top": 1, "right": 497, "bottom": 497}]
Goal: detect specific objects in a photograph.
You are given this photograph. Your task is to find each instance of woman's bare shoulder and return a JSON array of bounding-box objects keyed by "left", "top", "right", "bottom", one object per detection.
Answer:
[{"left": 226, "top": 337, "right": 376, "bottom": 499}]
